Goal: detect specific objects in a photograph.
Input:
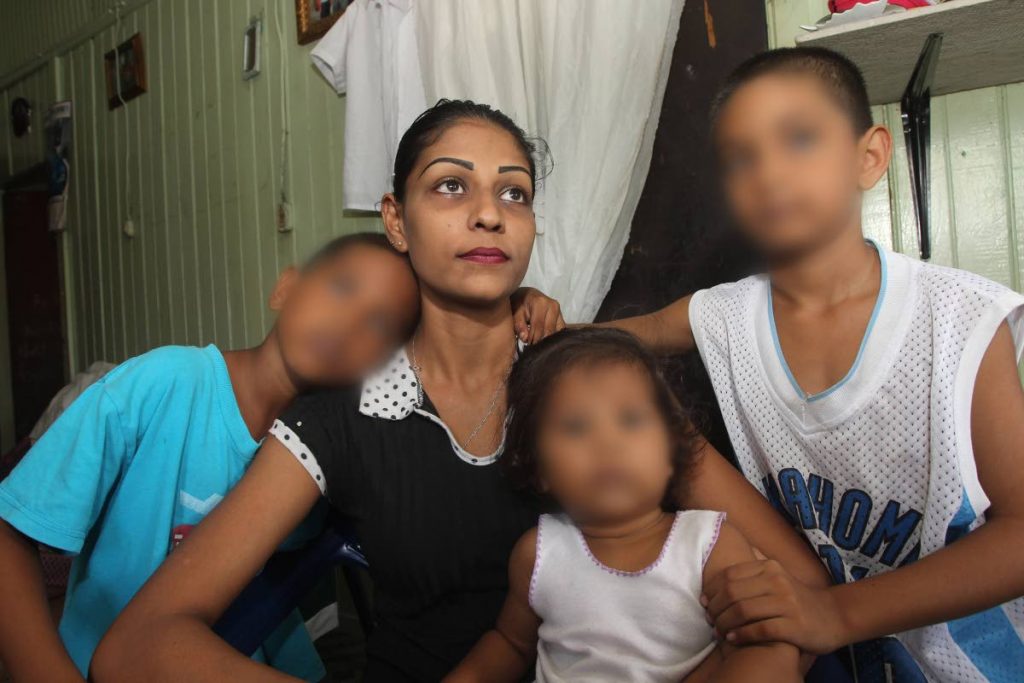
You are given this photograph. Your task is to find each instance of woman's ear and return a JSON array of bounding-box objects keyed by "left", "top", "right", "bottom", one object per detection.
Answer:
[
  {"left": 858, "top": 124, "right": 892, "bottom": 191},
  {"left": 381, "top": 193, "right": 409, "bottom": 253},
  {"left": 269, "top": 267, "right": 300, "bottom": 312}
]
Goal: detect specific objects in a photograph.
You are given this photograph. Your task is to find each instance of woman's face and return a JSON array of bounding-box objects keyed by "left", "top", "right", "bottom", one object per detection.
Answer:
[{"left": 382, "top": 120, "right": 537, "bottom": 308}]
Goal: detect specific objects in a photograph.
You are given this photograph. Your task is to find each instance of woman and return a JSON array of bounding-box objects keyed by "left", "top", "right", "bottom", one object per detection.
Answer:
[{"left": 93, "top": 100, "right": 826, "bottom": 682}]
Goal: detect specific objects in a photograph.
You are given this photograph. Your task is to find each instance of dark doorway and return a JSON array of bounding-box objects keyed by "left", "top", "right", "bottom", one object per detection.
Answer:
[
  {"left": 3, "top": 184, "right": 68, "bottom": 441},
  {"left": 597, "top": 0, "right": 769, "bottom": 460}
]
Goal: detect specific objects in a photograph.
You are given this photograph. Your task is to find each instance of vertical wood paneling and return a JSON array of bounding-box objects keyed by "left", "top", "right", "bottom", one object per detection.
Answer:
[
  {"left": 765, "top": 0, "right": 1023, "bottom": 292},
  {"left": 1, "top": 0, "right": 377, "bottom": 364},
  {"left": 0, "top": 1, "right": 106, "bottom": 74}
]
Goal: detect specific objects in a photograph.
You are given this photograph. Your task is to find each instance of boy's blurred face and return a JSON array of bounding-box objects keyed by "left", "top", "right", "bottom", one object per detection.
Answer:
[
  {"left": 715, "top": 73, "right": 871, "bottom": 258},
  {"left": 272, "top": 245, "right": 419, "bottom": 386}
]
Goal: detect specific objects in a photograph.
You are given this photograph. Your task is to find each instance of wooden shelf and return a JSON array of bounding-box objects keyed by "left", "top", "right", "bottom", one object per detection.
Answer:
[{"left": 795, "top": 0, "right": 1024, "bottom": 105}]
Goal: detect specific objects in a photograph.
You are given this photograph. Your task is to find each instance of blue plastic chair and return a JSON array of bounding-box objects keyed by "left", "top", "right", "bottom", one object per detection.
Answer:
[{"left": 214, "top": 514, "right": 370, "bottom": 656}]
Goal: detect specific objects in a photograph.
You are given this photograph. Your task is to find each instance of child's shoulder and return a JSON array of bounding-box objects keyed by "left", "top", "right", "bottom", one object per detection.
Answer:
[
  {"left": 688, "top": 274, "right": 765, "bottom": 342},
  {"left": 694, "top": 274, "right": 765, "bottom": 307},
  {"left": 913, "top": 255, "right": 1021, "bottom": 306},
  {"left": 98, "top": 344, "right": 223, "bottom": 401}
]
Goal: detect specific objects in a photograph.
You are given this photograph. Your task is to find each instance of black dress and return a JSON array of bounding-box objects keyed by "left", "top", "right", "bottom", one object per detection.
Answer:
[{"left": 272, "top": 349, "right": 539, "bottom": 681}]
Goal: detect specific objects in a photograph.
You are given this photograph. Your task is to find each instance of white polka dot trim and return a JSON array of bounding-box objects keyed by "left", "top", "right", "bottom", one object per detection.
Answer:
[
  {"left": 358, "top": 341, "right": 526, "bottom": 466},
  {"left": 270, "top": 419, "right": 326, "bottom": 495},
  {"left": 358, "top": 349, "right": 419, "bottom": 421}
]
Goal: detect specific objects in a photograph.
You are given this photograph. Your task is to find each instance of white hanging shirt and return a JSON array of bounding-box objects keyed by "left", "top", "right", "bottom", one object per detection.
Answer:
[
  {"left": 529, "top": 510, "right": 723, "bottom": 682},
  {"left": 310, "top": 0, "right": 425, "bottom": 210},
  {"left": 689, "top": 241, "right": 1024, "bottom": 682}
]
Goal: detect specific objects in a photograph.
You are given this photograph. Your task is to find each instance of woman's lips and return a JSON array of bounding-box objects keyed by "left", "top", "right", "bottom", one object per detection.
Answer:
[{"left": 458, "top": 247, "right": 509, "bottom": 264}]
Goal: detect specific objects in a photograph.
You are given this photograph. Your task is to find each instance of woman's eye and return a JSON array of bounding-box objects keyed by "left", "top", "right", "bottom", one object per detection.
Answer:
[
  {"left": 436, "top": 178, "right": 465, "bottom": 195},
  {"left": 500, "top": 186, "right": 528, "bottom": 204}
]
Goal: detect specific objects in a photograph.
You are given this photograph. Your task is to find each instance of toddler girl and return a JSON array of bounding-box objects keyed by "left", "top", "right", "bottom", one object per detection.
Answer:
[{"left": 445, "top": 328, "right": 800, "bottom": 682}]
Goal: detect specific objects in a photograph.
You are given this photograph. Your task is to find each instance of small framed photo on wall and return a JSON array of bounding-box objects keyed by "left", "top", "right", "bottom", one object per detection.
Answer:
[
  {"left": 295, "top": 0, "right": 352, "bottom": 45},
  {"left": 104, "top": 33, "right": 146, "bottom": 110}
]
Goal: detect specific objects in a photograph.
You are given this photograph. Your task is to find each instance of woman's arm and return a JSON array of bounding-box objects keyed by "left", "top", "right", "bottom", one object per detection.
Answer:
[
  {"left": 90, "top": 439, "right": 321, "bottom": 683},
  {"left": 682, "top": 521, "right": 800, "bottom": 683},
  {"left": 596, "top": 295, "right": 696, "bottom": 355},
  {"left": 705, "top": 323, "right": 1024, "bottom": 653},
  {"left": 444, "top": 528, "right": 541, "bottom": 683},
  {"left": 679, "top": 439, "right": 830, "bottom": 589},
  {"left": 0, "top": 521, "right": 83, "bottom": 682}
]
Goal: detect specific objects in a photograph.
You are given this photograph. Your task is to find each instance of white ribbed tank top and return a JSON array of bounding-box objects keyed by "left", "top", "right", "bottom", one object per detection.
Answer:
[{"left": 529, "top": 509, "right": 724, "bottom": 682}]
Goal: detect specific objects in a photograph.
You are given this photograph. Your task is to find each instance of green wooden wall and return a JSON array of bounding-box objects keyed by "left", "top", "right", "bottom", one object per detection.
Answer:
[
  {"left": 766, "top": 0, "right": 1024, "bottom": 290},
  {"left": 1, "top": 1, "right": 1021, "bottom": 376},
  {"left": 0, "top": 0, "right": 379, "bottom": 379}
]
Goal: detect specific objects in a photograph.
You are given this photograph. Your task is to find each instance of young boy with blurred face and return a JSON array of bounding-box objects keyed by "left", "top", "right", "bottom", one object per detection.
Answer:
[
  {"left": 605, "top": 48, "right": 1024, "bottom": 681},
  {"left": 0, "top": 231, "right": 561, "bottom": 682}
]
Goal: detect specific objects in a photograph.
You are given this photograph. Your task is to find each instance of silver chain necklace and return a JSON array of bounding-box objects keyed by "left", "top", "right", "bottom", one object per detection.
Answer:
[{"left": 409, "top": 335, "right": 515, "bottom": 449}]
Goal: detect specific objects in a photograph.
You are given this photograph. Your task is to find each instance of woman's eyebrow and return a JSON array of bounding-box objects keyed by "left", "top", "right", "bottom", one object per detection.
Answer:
[
  {"left": 498, "top": 165, "right": 531, "bottom": 177},
  {"left": 419, "top": 157, "right": 474, "bottom": 175}
]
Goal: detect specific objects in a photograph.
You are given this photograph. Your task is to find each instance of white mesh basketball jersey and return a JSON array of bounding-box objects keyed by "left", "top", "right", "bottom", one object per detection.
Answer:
[
  {"left": 529, "top": 510, "right": 723, "bottom": 682},
  {"left": 689, "top": 241, "right": 1024, "bottom": 682}
]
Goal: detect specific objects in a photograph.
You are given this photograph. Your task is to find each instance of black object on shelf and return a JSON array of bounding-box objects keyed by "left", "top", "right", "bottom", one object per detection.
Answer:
[{"left": 901, "top": 32, "right": 943, "bottom": 261}]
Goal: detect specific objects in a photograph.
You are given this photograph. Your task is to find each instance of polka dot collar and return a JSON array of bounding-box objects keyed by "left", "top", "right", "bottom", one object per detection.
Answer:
[{"left": 359, "top": 348, "right": 420, "bottom": 421}]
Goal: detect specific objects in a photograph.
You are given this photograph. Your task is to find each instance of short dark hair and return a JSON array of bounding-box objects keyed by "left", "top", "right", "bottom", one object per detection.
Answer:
[
  {"left": 502, "top": 328, "right": 701, "bottom": 509},
  {"left": 711, "top": 46, "right": 873, "bottom": 135},
  {"left": 392, "top": 99, "right": 550, "bottom": 202},
  {"left": 302, "top": 231, "right": 405, "bottom": 272}
]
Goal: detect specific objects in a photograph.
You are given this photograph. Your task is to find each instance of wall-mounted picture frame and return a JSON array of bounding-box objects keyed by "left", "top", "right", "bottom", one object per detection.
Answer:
[
  {"left": 104, "top": 33, "right": 146, "bottom": 110},
  {"left": 295, "top": 0, "right": 351, "bottom": 45},
  {"left": 242, "top": 18, "right": 261, "bottom": 80}
]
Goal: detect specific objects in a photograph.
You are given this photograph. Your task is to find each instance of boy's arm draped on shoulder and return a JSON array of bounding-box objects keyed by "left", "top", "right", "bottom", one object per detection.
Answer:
[
  {"left": 595, "top": 294, "right": 696, "bottom": 355},
  {"left": 511, "top": 287, "right": 566, "bottom": 344},
  {"left": 706, "top": 322, "right": 1024, "bottom": 652},
  {"left": 91, "top": 438, "right": 322, "bottom": 683},
  {"left": 443, "top": 527, "right": 541, "bottom": 683},
  {"left": 681, "top": 521, "right": 801, "bottom": 683}
]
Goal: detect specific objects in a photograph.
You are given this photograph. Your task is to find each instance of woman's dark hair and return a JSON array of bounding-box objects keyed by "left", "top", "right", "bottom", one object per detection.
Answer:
[
  {"left": 392, "top": 99, "right": 549, "bottom": 201},
  {"left": 710, "top": 46, "right": 873, "bottom": 135},
  {"left": 503, "top": 327, "right": 701, "bottom": 510}
]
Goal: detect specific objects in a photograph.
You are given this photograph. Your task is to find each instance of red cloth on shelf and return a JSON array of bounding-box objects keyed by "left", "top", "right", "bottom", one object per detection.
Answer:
[{"left": 829, "top": 0, "right": 933, "bottom": 12}]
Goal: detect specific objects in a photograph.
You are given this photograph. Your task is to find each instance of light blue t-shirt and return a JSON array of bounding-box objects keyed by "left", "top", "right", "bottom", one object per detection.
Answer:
[{"left": 0, "top": 345, "right": 325, "bottom": 681}]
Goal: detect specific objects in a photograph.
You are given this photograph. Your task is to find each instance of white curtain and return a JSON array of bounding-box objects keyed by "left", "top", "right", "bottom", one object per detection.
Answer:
[
  {"left": 312, "top": 0, "right": 684, "bottom": 322},
  {"left": 415, "top": 0, "right": 685, "bottom": 322}
]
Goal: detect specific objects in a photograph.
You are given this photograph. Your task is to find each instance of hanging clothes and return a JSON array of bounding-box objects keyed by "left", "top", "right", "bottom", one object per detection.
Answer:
[
  {"left": 313, "top": 0, "right": 685, "bottom": 322},
  {"left": 310, "top": 0, "right": 425, "bottom": 211},
  {"left": 415, "top": 0, "right": 685, "bottom": 322}
]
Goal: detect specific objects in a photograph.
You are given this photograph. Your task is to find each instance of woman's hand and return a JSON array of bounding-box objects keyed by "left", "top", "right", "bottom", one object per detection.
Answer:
[
  {"left": 702, "top": 558, "right": 846, "bottom": 655},
  {"left": 511, "top": 287, "right": 565, "bottom": 343}
]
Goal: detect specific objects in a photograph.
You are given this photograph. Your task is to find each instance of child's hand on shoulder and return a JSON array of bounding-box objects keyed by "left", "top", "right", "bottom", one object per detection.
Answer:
[
  {"left": 512, "top": 287, "right": 566, "bottom": 343},
  {"left": 702, "top": 557, "right": 847, "bottom": 655}
]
